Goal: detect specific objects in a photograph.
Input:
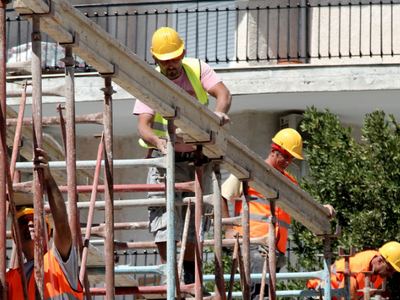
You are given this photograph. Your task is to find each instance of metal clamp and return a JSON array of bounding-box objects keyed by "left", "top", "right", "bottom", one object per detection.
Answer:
[
  {"left": 238, "top": 169, "right": 254, "bottom": 182},
  {"left": 59, "top": 31, "right": 80, "bottom": 48},
  {"left": 316, "top": 225, "right": 342, "bottom": 239},
  {"left": 163, "top": 106, "right": 180, "bottom": 120},
  {"left": 99, "top": 63, "right": 119, "bottom": 78},
  {"left": 185, "top": 130, "right": 216, "bottom": 146}
]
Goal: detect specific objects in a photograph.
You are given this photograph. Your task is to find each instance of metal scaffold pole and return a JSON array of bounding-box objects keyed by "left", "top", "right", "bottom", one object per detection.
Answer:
[
  {"left": 166, "top": 119, "right": 176, "bottom": 300},
  {"left": 0, "top": 0, "right": 10, "bottom": 297},
  {"left": 194, "top": 146, "right": 205, "bottom": 300},
  {"left": 241, "top": 181, "right": 251, "bottom": 300},
  {"left": 102, "top": 75, "right": 115, "bottom": 299},
  {"left": 213, "top": 164, "right": 225, "bottom": 300},
  {"left": 31, "top": 15, "right": 45, "bottom": 299}
]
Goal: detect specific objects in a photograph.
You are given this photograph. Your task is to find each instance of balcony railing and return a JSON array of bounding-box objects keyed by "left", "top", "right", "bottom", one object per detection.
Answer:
[{"left": 5, "top": 0, "right": 400, "bottom": 72}]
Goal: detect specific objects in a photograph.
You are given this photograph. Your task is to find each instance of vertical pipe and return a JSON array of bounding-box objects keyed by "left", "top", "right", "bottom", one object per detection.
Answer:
[
  {"left": 64, "top": 46, "right": 80, "bottom": 257},
  {"left": 323, "top": 237, "right": 332, "bottom": 300},
  {"left": 166, "top": 119, "right": 176, "bottom": 300},
  {"left": 300, "top": 0, "right": 307, "bottom": 62},
  {"left": 103, "top": 76, "right": 115, "bottom": 300},
  {"left": 0, "top": 3, "right": 8, "bottom": 296},
  {"left": 32, "top": 15, "right": 45, "bottom": 299},
  {"left": 268, "top": 199, "right": 277, "bottom": 300},
  {"left": 286, "top": 4, "right": 290, "bottom": 60},
  {"left": 194, "top": 146, "right": 204, "bottom": 300},
  {"left": 213, "top": 165, "right": 225, "bottom": 300},
  {"left": 241, "top": 181, "right": 250, "bottom": 300},
  {"left": 349, "top": 3, "right": 352, "bottom": 57}
]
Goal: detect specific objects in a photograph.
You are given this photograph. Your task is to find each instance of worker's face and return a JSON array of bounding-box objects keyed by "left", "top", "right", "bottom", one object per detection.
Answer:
[
  {"left": 17, "top": 214, "right": 49, "bottom": 250},
  {"left": 18, "top": 214, "right": 35, "bottom": 242},
  {"left": 375, "top": 257, "right": 396, "bottom": 278},
  {"left": 154, "top": 50, "right": 185, "bottom": 80},
  {"left": 270, "top": 148, "right": 294, "bottom": 172}
]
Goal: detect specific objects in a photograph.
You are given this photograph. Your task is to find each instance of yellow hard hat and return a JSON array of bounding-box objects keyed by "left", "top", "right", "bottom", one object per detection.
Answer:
[
  {"left": 272, "top": 128, "right": 305, "bottom": 160},
  {"left": 11, "top": 207, "right": 51, "bottom": 240},
  {"left": 379, "top": 241, "right": 400, "bottom": 272},
  {"left": 151, "top": 27, "right": 184, "bottom": 61}
]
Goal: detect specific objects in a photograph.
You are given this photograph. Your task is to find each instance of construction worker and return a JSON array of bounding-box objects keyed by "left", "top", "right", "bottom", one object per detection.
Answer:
[
  {"left": 221, "top": 128, "right": 335, "bottom": 300},
  {"left": 307, "top": 241, "right": 400, "bottom": 299},
  {"left": 6, "top": 148, "right": 83, "bottom": 299},
  {"left": 133, "top": 27, "right": 232, "bottom": 286}
]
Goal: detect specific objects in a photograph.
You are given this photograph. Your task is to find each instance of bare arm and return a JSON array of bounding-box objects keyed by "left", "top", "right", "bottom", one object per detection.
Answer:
[
  {"left": 35, "top": 148, "right": 72, "bottom": 261},
  {"left": 208, "top": 82, "right": 232, "bottom": 126},
  {"left": 222, "top": 196, "right": 239, "bottom": 240},
  {"left": 138, "top": 113, "right": 167, "bottom": 153}
]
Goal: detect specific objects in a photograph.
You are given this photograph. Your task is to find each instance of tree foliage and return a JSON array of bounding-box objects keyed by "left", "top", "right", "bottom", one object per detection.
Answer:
[{"left": 291, "top": 106, "right": 400, "bottom": 297}]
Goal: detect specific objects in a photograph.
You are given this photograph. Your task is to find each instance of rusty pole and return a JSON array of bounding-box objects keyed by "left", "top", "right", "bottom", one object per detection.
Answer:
[
  {"left": 63, "top": 46, "right": 81, "bottom": 258},
  {"left": 213, "top": 164, "right": 225, "bottom": 300},
  {"left": 268, "top": 199, "right": 277, "bottom": 300},
  {"left": 10, "top": 80, "right": 28, "bottom": 178},
  {"left": 0, "top": 1, "right": 10, "bottom": 297},
  {"left": 194, "top": 145, "right": 205, "bottom": 300},
  {"left": 63, "top": 46, "right": 91, "bottom": 299},
  {"left": 102, "top": 76, "right": 115, "bottom": 299},
  {"left": 241, "top": 181, "right": 251, "bottom": 300},
  {"left": 32, "top": 15, "right": 45, "bottom": 299},
  {"left": 79, "top": 135, "right": 104, "bottom": 300}
]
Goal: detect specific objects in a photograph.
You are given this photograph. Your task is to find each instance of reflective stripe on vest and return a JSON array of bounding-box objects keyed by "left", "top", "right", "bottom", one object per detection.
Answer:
[
  {"left": 6, "top": 249, "right": 83, "bottom": 300},
  {"left": 233, "top": 172, "right": 296, "bottom": 254},
  {"left": 234, "top": 191, "right": 291, "bottom": 254},
  {"left": 139, "top": 57, "right": 209, "bottom": 148}
]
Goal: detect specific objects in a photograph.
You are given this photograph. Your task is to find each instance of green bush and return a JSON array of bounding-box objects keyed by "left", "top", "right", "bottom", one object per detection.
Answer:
[{"left": 291, "top": 107, "right": 400, "bottom": 298}]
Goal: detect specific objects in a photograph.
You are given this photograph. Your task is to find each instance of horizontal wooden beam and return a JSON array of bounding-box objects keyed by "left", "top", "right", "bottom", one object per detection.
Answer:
[{"left": 14, "top": 0, "right": 331, "bottom": 234}]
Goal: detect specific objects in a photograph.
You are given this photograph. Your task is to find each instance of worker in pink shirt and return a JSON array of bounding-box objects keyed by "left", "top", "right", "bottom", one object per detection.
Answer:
[{"left": 133, "top": 27, "right": 231, "bottom": 288}]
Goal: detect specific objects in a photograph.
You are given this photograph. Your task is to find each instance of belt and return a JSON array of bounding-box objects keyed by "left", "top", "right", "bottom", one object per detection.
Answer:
[
  {"left": 175, "top": 151, "right": 196, "bottom": 161},
  {"left": 151, "top": 149, "right": 196, "bottom": 161}
]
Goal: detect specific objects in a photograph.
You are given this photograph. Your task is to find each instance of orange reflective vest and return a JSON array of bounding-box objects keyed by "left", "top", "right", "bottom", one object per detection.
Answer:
[
  {"left": 307, "top": 250, "right": 384, "bottom": 300},
  {"left": 7, "top": 249, "right": 83, "bottom": 300},
  {"left": 234, "top": 171, "right": 296, "bottom": 254}
]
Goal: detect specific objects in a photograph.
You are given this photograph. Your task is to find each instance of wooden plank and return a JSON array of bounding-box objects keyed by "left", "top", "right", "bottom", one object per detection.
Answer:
[{"left": 14, "top": 0, "right": 331, "bottom": 234}]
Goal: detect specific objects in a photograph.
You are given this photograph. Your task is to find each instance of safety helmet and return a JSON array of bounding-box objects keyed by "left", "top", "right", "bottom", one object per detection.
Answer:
[
  {"left": 272, "top": 128, "right": 305, "bottom": 160},
  {"left": 11, "top": 207, "right": 51, "bottom": 240},
  {"left": 151, "top": 27, "right": 185, "bottom": 61},
  {"left": 379, "top": 241, "right": 400, "bottom": 272}
]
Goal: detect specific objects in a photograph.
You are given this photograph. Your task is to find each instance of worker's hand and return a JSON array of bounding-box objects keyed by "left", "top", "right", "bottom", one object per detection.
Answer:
[
  {"left": 214, "top": 111, "right": 231, "bottom": 126},
  {"left": 175, "top": 128, "right": 185, "bottom": 139},
  {"left": 33, "top": 148, "right": 52, "bottom": 180},
  {"left": 323, "top": 204, "right": 336, "bottom": 219},
  {"left": 157, "top": 138, "right": 167, "bottom": 154}
]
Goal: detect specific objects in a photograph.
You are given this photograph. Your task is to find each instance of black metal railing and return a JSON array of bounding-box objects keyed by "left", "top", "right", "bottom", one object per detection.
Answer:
[{"left": 5, "top": 0, "right": 400, "bottom": 72}]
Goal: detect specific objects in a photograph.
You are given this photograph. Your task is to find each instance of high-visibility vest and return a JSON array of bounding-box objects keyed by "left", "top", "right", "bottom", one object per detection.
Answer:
[
  {"left": 139, "top": 57, "right": 209, "bottom": 149},
  {"left": 234, "top": 171, "right": 296, "bottom": 254},
  {"left": 307, "top": 250, "right": 384, "bottom": 300},
  {"left": 7, "top": 249, "right": 83, "bottom": 300}
]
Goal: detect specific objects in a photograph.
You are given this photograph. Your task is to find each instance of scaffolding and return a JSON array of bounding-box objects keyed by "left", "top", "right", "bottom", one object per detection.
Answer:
[{"left": 0, "top": 0, "right": 374, "bottom": 300}]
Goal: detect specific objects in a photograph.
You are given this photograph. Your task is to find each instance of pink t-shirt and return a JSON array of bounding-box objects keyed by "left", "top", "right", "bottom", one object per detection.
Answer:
[
  {"left": 133, "top": 59, "right": 221, "bottom": 115},
  {"left": 133, "top": 59, "right": 222, "bottom": 152}
]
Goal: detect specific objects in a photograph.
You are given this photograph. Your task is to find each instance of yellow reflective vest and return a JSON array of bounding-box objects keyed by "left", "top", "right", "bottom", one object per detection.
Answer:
[{"left": 139, "top": 57, "right": 209, "bottom": 149}]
